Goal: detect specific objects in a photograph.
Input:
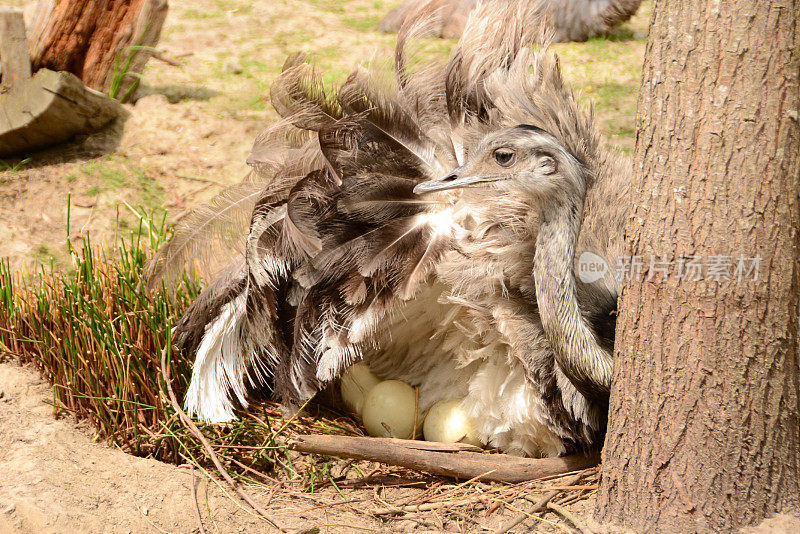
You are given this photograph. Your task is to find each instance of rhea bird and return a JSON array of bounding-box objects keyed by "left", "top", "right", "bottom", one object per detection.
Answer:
[
  {"left": 380, "top": 0, "right": 643, "bottom": 42},
  {"left": 149, "top": 0, "right": 630, "bottom": 457}
]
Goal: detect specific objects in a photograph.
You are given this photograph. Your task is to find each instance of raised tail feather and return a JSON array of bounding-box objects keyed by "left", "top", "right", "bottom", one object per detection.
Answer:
[{"left": 173, "top": 260, "right": 250, "bottom": 421}]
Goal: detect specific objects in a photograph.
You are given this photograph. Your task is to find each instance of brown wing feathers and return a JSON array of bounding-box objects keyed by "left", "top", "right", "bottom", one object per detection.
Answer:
[{"left": 161, "top": 0, "right": 606, "bottom": 414}]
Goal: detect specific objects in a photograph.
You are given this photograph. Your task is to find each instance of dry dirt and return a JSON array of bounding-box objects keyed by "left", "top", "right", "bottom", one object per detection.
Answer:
[
  {"left": 3, "top": 357, "right": 799, "bottom": 533},
  {"left": 1, "top": 0, "right": 649, "bottom": 273},
  {"left": 0, "top": 359, "right": 262, "bottom": 533},
  {"left": 0, "top": 357, "right": 596, "bottom": 534},
  {"left": 0, "top": 358, "right": 402, "bottom": 533}
]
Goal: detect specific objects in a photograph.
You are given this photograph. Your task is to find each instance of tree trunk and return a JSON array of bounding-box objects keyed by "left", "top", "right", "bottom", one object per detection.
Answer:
[
  {"left": 596, "top": 0, "right": 800, "bottom": 531},
  {"left": 28, "top": 0, "right": 168, "bottom": 98}
]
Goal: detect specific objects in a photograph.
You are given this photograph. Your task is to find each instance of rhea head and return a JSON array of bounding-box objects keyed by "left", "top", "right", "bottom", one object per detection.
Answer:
[
  {"left": 414, "top": 126, "right": 612, "bottom": 401},
  {"left": 414, "top": 125, "right": 589, "bottom": 211}
]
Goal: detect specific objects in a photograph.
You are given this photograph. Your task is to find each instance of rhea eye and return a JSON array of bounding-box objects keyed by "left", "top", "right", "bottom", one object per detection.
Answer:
[{"left": 493, "top": 149, "right": 516, "bottom": 167}]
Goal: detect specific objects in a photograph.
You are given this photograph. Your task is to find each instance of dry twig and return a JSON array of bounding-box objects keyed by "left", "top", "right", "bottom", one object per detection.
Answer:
[
  {"left": 547, "top": 501, "right": 594, "bottom": 534},
  {"left": 492, "top": 471, "right": 588, "bottom": 534},
  {"left": 160, "top": 346, "right": 288, "bottom": 532}
]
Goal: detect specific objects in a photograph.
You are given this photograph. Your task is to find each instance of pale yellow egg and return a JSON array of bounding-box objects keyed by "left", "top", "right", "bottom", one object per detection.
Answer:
[
  {"left": 340, "top": 362, "right": 382, "bottom": 415},
  {"left": 423, "top": 398, "right": 484, "bottom": 448},
  {"left": 361, "top": 380, "right": 419, "bottom": 439}
]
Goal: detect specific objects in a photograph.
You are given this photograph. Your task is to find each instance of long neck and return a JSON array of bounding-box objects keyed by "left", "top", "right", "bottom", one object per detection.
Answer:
[{"left": 533, "top": 194, "right": 612, "bottom": 400}]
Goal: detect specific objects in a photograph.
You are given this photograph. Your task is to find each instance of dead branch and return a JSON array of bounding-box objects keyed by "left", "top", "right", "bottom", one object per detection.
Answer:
[
  {"left": 546, "top": 501, "right": 594, "bottom": 534},
  {"left": 288, "top": 434, "right": 600, "bottom": 484},
  {"left": 372, "top": 498, "right": 486, "bottom": 516},
  {"left": 159, "top": 346, "right": 288, "bottom": 532},
  {"left": 493, "top": 471, "right": 587, "bottom": 534}
]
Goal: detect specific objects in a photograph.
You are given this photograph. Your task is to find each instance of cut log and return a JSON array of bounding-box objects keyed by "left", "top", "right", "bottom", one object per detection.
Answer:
[
  {"left": 0, "top": 7, "right": 31, "bottom": 89},
  {"left": 28, "top": 0, "right": 168, "bottom": 98},
  {"left": 0, "top": 9, "right": 127, "bottom": 157},
  {"left": 288, "top": 434, "right": 601, "bottom": 483},
  {"left": 0, "top": 69, "right": 128, "bottom": 157}
]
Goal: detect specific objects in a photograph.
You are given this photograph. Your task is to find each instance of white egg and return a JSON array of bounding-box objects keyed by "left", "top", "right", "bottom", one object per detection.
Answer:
[
  {"left": 340, "top": 363, "right": 382, "bottom": 415},
  {"left": 423, "top": 398, "right": 484, "bottom": 448},
  {"left": 361, "top": 380, "right": 420, "bottom": 439}
]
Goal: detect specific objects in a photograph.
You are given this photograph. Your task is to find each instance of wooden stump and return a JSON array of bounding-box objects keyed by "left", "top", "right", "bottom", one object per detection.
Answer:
[
  {"left": 0, "top": 9, "right": 127, "bottom": 157},
  {"left": 28, "top": 0, "right": 168, "bottom": 99}
]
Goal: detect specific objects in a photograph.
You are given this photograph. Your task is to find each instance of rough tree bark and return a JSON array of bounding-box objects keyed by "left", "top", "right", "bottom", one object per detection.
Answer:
[
  {"left": 596, "top": 0, "right": 800, "bottom": 531},
  {"left": 27, "top": 0, "right": 168, "bottom": 97}
]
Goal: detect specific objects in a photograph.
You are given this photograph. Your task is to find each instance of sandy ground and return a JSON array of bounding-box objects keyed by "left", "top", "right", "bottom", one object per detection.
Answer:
[
  {"left": 0, "top": 359, "right": 392, "bottom": 533},
  {"left": 0, "top": 359, "right": 268, "bottom": 533},
  {"left": 3, "top": 355, "right": 799, "bottom": 533},
  {"left": 1, "top": 0, "right": 407, "bottom": 273},
  {"left": 1, "top": 357, "right": 605, "bottom": 534}
]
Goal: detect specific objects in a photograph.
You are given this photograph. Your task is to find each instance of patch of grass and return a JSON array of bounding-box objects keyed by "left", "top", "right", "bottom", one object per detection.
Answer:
[
  {"left": 110, "top": 43, "right": 160, "bottom": 103},
  {"left": 84, "top": 168, "right": 126, "bottom": 196},
  {"left": 0, "top": 209, "right": 361, "bottom": 482},
  {"left": 1, "top": 157, "right": 32, "bottom": 184},
  {"left": 306, "top": 0, "right": 346, "bottom": 14},
  {"left": 0, "top": 157, "right": 31, "bottom": 173},
  {"left": 99, "top": 166, "right": 127, "bottom": 189},
  {"left": 587, "top": 81, "right": 637, "bottom": 109},
  {"left": 238, "top": 58, "right": 275, "bottom": 76},
  {"left": 588, "top": 27, "right": 637, "bottom": 43},
  {"left": 233, "top": 80, "right": 272, "bottom": 112},
  {"left": 343, "top": 15, "right": 380, "bottom": 31},
  {"left": 33, "top": 243, "right": 55, "bottom": 260},
  {"left": 215, "top": 0, "right": 253, "bottom": 14},
  {"left": 132, "top": 168, "right": 165, "bottom": 210},
  {"left": 82, "top": 161, "right": 144, "bottom": 196},
  {"left": 32, "top": 243, "right": 70, "bottom": 271},
  {"left": 183, "top": 8, "right": 219, "bottom": 20}
]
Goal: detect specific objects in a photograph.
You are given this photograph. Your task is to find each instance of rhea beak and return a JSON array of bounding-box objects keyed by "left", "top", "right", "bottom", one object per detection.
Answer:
[{"left": 413, "top": 172, "right": 501, "bottom": 194}]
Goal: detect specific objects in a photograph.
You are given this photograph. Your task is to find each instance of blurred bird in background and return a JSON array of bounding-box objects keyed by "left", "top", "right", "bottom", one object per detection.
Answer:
[{"left": 380, "top": 0, "right": 643, "bottom": 41}]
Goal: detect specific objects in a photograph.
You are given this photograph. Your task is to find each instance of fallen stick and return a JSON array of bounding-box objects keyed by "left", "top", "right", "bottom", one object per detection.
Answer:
[
  {"left": 160, "top": 346, "right": 288, "bottom": 532},
  {"left": 372, "top": 498, "right": 486, "bottom": 516},
  {"left": 546, "top": 501, "right": 594, "bottom": 534},
  {"left": 288, "top": 434, "right": 600, "bottom": 484},
  {"left": 493, "top": 471, "right": 586, "bottom": 534}
]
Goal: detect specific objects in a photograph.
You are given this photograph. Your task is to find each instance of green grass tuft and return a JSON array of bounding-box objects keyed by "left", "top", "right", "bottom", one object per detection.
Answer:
[{"left": 0, "top": 210, "right": 361, "bottom": 483}]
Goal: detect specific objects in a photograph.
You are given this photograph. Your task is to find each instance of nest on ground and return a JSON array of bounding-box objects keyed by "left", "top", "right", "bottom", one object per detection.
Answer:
[{"left": 0, "top": 211, "right": 600, "bottom": 533}]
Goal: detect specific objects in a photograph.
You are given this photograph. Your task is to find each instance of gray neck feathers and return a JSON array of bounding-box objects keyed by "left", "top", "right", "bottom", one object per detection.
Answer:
[{"left": 533, "top": 191, "right": 612, "bottom": 400}]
